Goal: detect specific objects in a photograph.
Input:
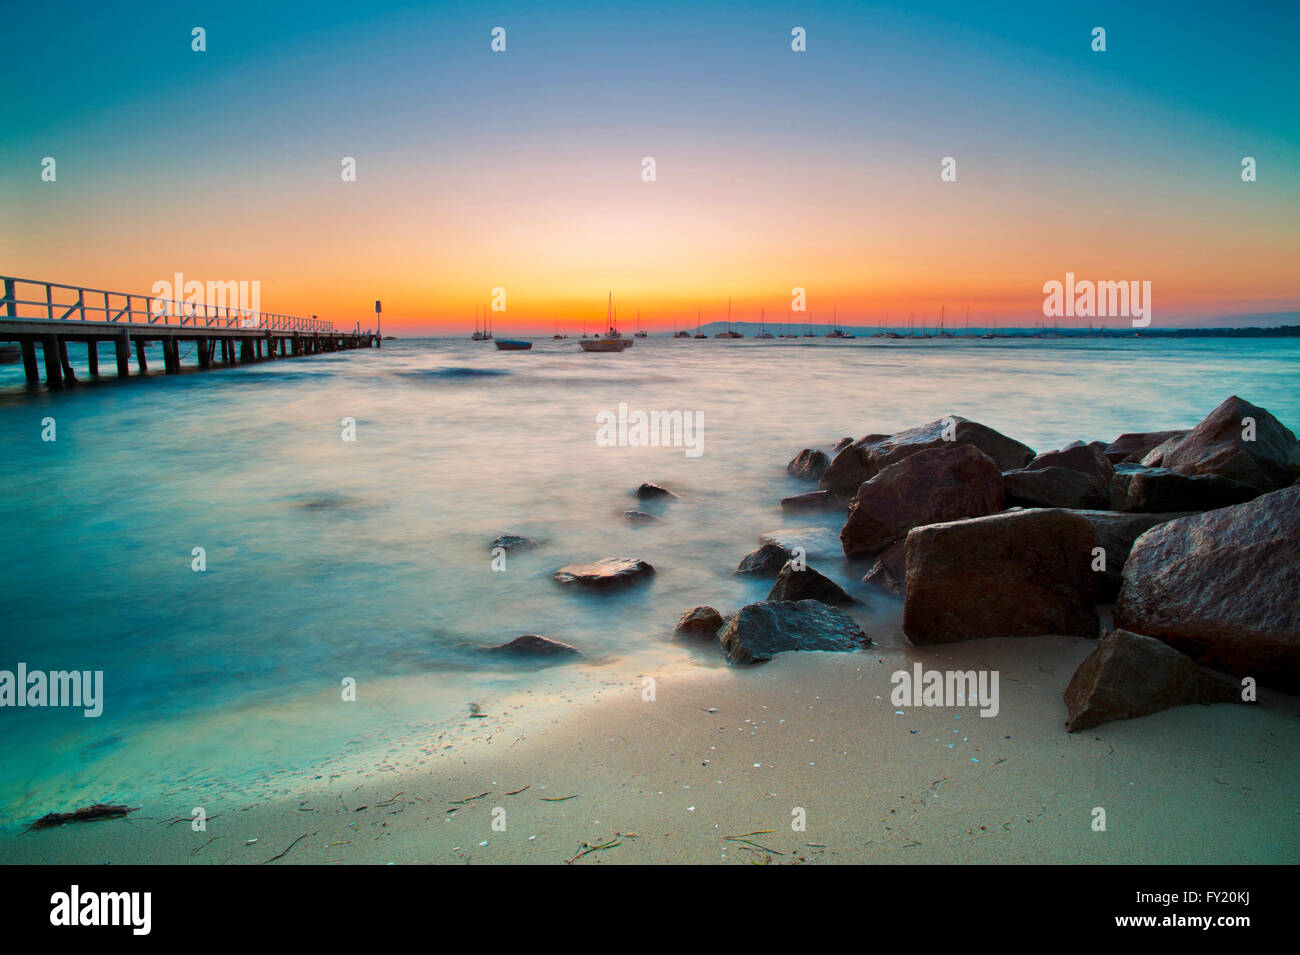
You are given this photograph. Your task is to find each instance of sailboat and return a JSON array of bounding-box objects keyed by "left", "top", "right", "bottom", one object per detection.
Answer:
[
  {"left": 634, "top": 309, "right": 648, "bottom": 338},
  {"left": 714, "top": 297, "right": 743, "bottom": 338},
  {"left": 803, "top": 310, "right": 817, "bottom": 337},
  {"left": 471, "top": 305, "right": 486, "bottom": 340},
  {"left": 694, "top": 310, "right": 707, "bottom": 339},
  {"left": 673, "top": 316, "right": 691, "bottom": 339},
  {"left": 553, "top": 316, "right": 564, "bottom": 340},
  {"left": 755, "top": 307, "right": 774, "bottom": 339},
  {"left": 825, "top": 306, "right": 853, "bottom": 338},
  {"left": 579, "top": 293, "right": 634, "bottom": 352}
]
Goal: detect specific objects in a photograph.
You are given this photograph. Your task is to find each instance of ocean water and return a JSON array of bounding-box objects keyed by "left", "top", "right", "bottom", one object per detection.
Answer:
[{"left": 0, "top": 335, "right": 1297, "bottom": 827}]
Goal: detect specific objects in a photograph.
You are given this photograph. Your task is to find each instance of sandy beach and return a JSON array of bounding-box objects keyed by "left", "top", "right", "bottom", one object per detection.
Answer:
[{"left": 7, "top": 624, "right": 1296, "bottom": 865}]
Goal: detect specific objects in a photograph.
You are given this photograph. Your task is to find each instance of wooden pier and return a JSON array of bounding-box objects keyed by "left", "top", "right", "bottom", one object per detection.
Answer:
[{"left": 1, "top": 275, "right": 380, "bottom": 389}]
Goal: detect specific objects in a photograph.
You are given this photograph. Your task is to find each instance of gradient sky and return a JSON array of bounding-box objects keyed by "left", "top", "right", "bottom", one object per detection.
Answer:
[{"left": 2, "top": 0, "right": 1297, "bottom": 333}]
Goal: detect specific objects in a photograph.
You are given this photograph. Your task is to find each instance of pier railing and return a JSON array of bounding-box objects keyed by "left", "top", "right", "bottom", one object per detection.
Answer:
[{"left": 1, "top": 275, "right": 335, "bottom": 333}]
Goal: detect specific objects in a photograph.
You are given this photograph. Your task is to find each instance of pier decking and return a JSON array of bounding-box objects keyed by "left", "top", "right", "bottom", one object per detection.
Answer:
[{"left": 1, "top": 275, "right": 379, "bottom": 389}]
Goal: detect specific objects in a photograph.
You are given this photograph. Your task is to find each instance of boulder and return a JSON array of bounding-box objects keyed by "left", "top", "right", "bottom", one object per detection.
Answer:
[
  {"left": 635, "top": 483, "right": 678, "bottom": 500},
  {"left": 1027, "top": 443, "right": 1115, "bottom": 483},
  {"left": 674, "top": 606, "right": 724, "bottom": 638},
  {"left": 819, "top": 417, "right": 1034, "bottom": 497},
  {"left": 832, "top": 437, "right": 854, "bottom": 452},
  {"left": 766, "top": 561, "right": 854, "bottom": 605},
  {"left": 1115, "top": 485, "right": 1300, "bottom": 693},
  {"left": 1064, "top": 629, "right": 1241, "bottom": 732},
  {"left": 903, "top": 509, "right": 1100, "bottom": 643},
  {"left": 781, "top": 490, "right": 843, "bottom": 514},
  {"left": 787, "top": 448, "right": 830, "bottom": 481},
  {"left": 1104, "top": 430, "right": 1187, "bottom": 465},
  {"left": 862, "top": 540, "right": 906, "bottom": 595},
  {"left": 1154, "top": 396, "right": 1298, "bottom": 492},
  {"left": 483, "top": 635, "right": 582, "bottom": 658},
  {"left": 554, "top": 557, "right": 655, "bottom": 589},
  {"left": 1072, "top": 510, "right": 1194, "bottom": 601},
  {"left": 1003, "top": 466, "right": 1109, "bottom": 510},
  {"left": 716, "top": 599, "right": 870, "bottom": 664},
  {"left": 491, "top": 534, "right": 541, "bottom": 552},
  {"left": 1110, "top": 465, "right": 1260, "bottom": 513},
  {"left": 1288, "top": 445, "right": 1300, "bottom": 482},
  {"left": 735, "top": 542, "right": 794, "bottom": 576},
  {"left": 840, "top": 445, "right": 1004, "bottom": 557}
]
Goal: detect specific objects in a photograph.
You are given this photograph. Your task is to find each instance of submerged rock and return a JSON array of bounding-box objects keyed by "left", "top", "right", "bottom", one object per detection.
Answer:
[
  {"left": 1064, "top": 629, "right": 1240, "bottom": 732},
  {"left": 820, "top": 416, "right": 1034, "bottom": 497},
  {"left": 1115, "top": 485, "right": 1300, "bottom": 693},
  {"left": 675, "top": 606, "right": 724, "bottom": 638},
  {"left": 1109, "top": 464, "right": 1259, "bottom": 512},
  {"left": 766, "top": 561, "right": 854, "bottom": 605},
  {"left": 491, "top": 534, "right": 542, "bottom": 552},
  {"left": 735, "top": 542, "right": 794, "bottom": 576},
  {"left": 554, "top": 557, "right": 655, "bottom": 589},
  {"left": 903, "top": 508, "right": 1100, "bottom": 643},
  {"left": 787, "top": 448, "right": 831, "bottom": 481},
  {"left": 622, "top": 509, "right": 659, "bottom": 524},
  {"left": 635, "top": 483, "right": 679, "bottom": 500},
  {"left": 1003, "top": 466, "right": 1109, "bottom": 510},
  {"left": 840, "top": 445, "right": 1004, "bottom": 557},
  {"left": 1152, "top": 395, "right": 1297, "bottom": 492},
  {"left": 483, "top": 635, "right": 582, "bottom": 658},
  {"left": 716, "top": 599, "right": 870, "bottom": 664},
  {"left": 1103, "top": 430, "right": 1188, "bottom": 465},
  {"left": 781, "top": 490, "right": 843, "bottom": 514}
]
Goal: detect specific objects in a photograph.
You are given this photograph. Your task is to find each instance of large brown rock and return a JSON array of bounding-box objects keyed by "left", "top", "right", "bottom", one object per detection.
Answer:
[
  {"left": 766, "top": 561, "right": 854, "bottom": 605},
  {"left": 1003, "top": 466, "right": 1109, "bottom": 510},
  {"left": 1104, "top": 430, "right": 1187, "bottom": 465},
  {"left": 840, "top": 445, "right": 1004, "bottom": 557},
  {"left": 787, "top": 448, "right": 830, "bottom": 481},
  {"left": 1154, "top": 396, "right": 1297, "bottom": 492},
  {"left": 1064, "top": 629, "right": 1241, "bottom": 732},
  {"left": 554, "top": 557, "right": 655, "bottom": 589},
  {"left": 1115, "top": 485, "right": 1300, "bottom": 693},
  {"left": 735, "top": 542, "right": 793, "bottom": 576},
  {"left": 862, "top": 540, "right": 907, "bottom": 595},
  {"left": 716, "top": 599, "right": 870, "bottom": 664},
  {"left": 819, "top": 417, "right": 1034, "bottom": 497},
  {"left": 1027, "top": 443, "right": 1115, "bottom": 483},
  {"left": 1110, "top": 465, "right": 1260, "bottom": 512},
  {"left": 781, "top": 490, "right": 843, "bottom": 514},
  {"left": 1072, "top": 510, "right": 1194, "bottom": 601},
  {"left": 903, "top": 509, "right": 1100, "bottom": 643},
  {"left": 675, "top": 606, "right": 725, "bottom": 638}
]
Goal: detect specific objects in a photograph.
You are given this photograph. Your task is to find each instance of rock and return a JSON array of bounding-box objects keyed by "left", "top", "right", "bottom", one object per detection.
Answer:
[
  {"left": 833, "top": 437, "right": 854, "bottom": 452},
  {"left": 1109, "top": 464, "right": 1260, "bottom": 512},
  {"left": 716, "top": 599, "right": 870, "bottom": 664},
  {"left": 1064, "top": 629, "right": 1241, "bottom": 732},
  {"left": 1154, "top": 396, "right": 1298, "bottom": 492},
  {"left": 781, "top": 490, "right": 843, "bottom": 514},
  {"left": 735, "top": 542, "right": 794, "bottom": 576},
  {"left": 1289, "top": 445, "right": 1300, "bottom": 481},
  {"left": 554, "top": 557, "right": 655, "bottom": 589},
  {"left": 1027, "top": 443, "right": 1115, "bottom": 483},
  {"left": 674, "top": 606, "right": 724, "bottom": 638},
  {"left": 483, "top": 635, "right": 582, "bottom": 658},
  {"left": 862, "top": 540, "right": 906, "bottom": 595},
  {"left": 1003, "top": 466, "right": 1109, "bottom": 510},
  {"left": 1138, "top": 435, "right": 1184, "bottom": 469},
  {"left": 903, "top": 509, "right": 1100, "bottom": 643},
  {"left": 840, "top": 445, "right": 1004, "bottom": 557},
  {"left": 1104, "top": 430, "right": 1188, "bottom": 464},
  {"left": 1072, "top": 510, "right": 1195, "bottom": 601},
  {"left": 1115, "top": 485, "right": 1300, "bottom": 693},
  {"left": 759, "top": 527, "right": 843, "bottom": 560},
  {"left": 787, "top": 448, "right": 830, "bottom": 481},
  {"left": 491, "top": 534, "right": 541, "bottom": 552},
  {"left": 820, "top": 417, "right": 1034, "bottom": 497},
  {"left": 766, "top": 561, "right": 854, "bottom": 605},
  {"left": 622, "top": 509, "right": 659, "bottom": 524},
  {"left": 635, "top": 483, "right": 678, "bottom": 500}
]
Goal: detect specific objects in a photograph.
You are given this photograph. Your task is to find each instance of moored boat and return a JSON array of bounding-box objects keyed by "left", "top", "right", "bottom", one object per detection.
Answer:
[{"left": 495, "top": 339, "right": 533, "bottom": 350}]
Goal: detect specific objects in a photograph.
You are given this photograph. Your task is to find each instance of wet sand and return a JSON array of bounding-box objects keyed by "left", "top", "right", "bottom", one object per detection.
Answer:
[{"left": 6, "top": 634, "right": 1296, "bottom": 865}]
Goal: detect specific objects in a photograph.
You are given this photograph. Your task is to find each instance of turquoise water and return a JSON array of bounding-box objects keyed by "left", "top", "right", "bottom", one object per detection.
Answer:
[{"left": 0, "top": 335, "right": 1296, "bottom": 826}]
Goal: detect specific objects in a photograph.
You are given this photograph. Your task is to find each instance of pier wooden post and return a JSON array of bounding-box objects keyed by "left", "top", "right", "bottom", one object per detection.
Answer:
[
  {"left": 87, "top": 340, "right": 99, "bottom": 377},
  {"left": 240, "top": 338, "right": 254, "bottom": 363},
  {"left": 57, "top": 336, "right": 77, "bottom": 383},
  {"left": 197, "top": 336, "right": 210, "bottom": 369},
  {"left": 42, "top": 336, "right": 64, "bottom": 388},
  {"left": 136, "top": 339, "right": 148, "bottom": 373},
  {"left": 21, "top": 339, "right": 40, "bottom": 387},
  {"left": 115, "top": 333, "right": 130, "bottom": 377},
  {"left": 162, "top": 337, "right": 179, "bottom": 373}
]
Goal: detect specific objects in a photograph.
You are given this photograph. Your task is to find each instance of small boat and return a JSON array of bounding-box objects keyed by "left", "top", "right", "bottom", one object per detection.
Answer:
[
  {"left": 495, "top": 339, "right": 533, "bottom": 351},
  {"left": 553, "top": 317, "right": 564, "bottom": 339},
  {"left": 755, "top": 307, "right": 774, "bottom": 339},
  {"left": 714, "top": 297, "right": 743, "bottom": 338},
  {"left": 634, "top": 309, "right": 648, "bottom": 338},
  {"left": 693, "top": 310, "right": 707, "bottom": 338},
  {"left": 802, "top": 310, "right": 817, "bottom": 337},
  {"left": 825, "top": 305, "right": 854, "bottom": 338},
  {"left": 579, "top": 294, "right": 635, "bottom": 352},
  {"left": 471, "top": 305, "right": 493, "bottom": 341}
]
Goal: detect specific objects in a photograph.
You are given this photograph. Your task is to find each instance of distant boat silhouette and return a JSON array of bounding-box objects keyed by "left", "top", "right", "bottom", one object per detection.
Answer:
[
  {"left": 714, "top": 297, "right": 743, "bottom": 338},
  {"left": 579, "top": 293, "right": 634, "bottom": 352}
]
